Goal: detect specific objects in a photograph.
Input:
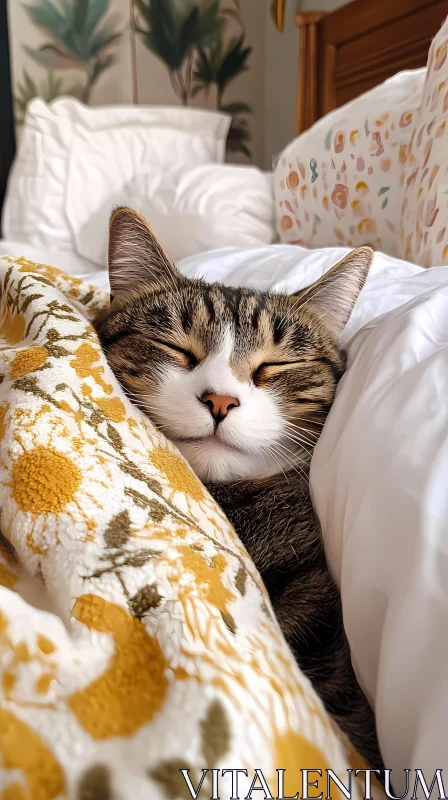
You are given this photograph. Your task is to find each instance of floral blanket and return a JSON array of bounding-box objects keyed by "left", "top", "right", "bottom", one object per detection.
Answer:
[{"left": 0, "top": 256, "right": 374, "bottom": 800}]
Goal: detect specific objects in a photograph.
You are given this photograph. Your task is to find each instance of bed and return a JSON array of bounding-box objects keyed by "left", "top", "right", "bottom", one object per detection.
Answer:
[
  {"left": 1, "top": 0, "right": 448, "bottom": 795},
  {"left": 295, "top": 0, "right": 448, "bottom": 134}
]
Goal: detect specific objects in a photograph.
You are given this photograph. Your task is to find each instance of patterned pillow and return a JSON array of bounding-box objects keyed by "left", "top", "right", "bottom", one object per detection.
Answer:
[
  {"left": 0, "top": 255, "right": 383, "bottom": 798},
  {"left": 275, "top": 70, "right": 425, "bottom": 257},
  {"left": 401, "top": 17, "right": 448, "bottom": 267}
]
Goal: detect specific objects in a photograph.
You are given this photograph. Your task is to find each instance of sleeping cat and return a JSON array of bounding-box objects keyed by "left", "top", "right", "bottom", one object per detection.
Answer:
[{"left": 96, "top": 207, "right": 382, "bottom": 768}]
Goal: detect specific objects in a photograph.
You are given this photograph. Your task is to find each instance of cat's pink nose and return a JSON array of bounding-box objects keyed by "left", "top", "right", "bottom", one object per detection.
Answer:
[{"left": 201, "top": 392, "right": 240, "bottom": 423}]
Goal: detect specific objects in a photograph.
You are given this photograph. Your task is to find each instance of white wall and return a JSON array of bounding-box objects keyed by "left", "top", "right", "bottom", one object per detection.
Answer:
[
  {"left": 233, "top": 0, "right": 267, "bottom": 167},
  {"left": 263, "top": 0, "right": 350, "bottom": 169},
  {"left": 263, "top": 0, "right": 301, "bottom": 169}
]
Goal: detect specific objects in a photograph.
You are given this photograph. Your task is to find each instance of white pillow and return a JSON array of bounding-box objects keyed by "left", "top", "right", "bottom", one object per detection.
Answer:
[
  {"left": 2, "top": 97, "right": 230, "bottom": 254},
  {"left": 311, "top": 265, "right": 448, "bottom": 774},
  {"left": 274, "top": 69, "right": 426, "bottom": 257},
  {"left": 72, "top": 165, "right": 275, "bottom": 265}
]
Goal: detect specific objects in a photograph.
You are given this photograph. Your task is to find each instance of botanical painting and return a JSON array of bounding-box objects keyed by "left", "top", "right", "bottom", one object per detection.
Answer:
[
  {"left": 10, "top": 0, "right": 254, "bottom": 160},
  {"left": 15, "top": 0, "right": 123, "bottom": 122},
  {"left": 133, "top": 0, "right": 253, "bottom": 158}
]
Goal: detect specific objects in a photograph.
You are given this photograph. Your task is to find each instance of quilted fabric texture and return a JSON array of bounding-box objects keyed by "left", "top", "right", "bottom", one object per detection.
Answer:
[
  {"left": 275, "top": 70, "right": 425, "bottom": 257},
  {"left": 401, "top": 17, "right": 448, "bottom": 267},
  {"left": 2, "top": 98, "right": 231, "bottom": 255},
  {"left": 0, "top": 256, "right": 378, "bottom": 799}
]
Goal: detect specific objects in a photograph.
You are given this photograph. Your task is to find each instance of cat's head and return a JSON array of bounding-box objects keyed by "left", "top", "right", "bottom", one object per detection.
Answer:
[{"left": 97, "top": 208, "right": 372, "bottom": 484}]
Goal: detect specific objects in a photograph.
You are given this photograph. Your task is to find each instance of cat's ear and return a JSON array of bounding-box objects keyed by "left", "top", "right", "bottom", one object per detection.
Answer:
[
  {"left": 108, "top": 207, "right": 179, "bottom": 297},
  {"left": 293, "top": 246, "right": 373, "bottom": 334}
]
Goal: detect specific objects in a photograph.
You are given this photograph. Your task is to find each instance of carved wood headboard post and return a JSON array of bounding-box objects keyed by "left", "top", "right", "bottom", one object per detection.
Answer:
[
  {"left": 295, "top": 0, "right": 448, "bottom": 140},
  {"left": 295, "top": 11, "right": 327, "bottom": 135}
]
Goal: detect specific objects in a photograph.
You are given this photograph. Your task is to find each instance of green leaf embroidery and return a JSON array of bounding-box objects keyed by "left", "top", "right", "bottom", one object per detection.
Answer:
[
  {"left": 45, "top": 343, "right": 70, "bottom": 358},
  {"left": 124, "top": 487, "right": 152, "bottom": 509},
  {"left": 77, "top": 763, "right": 111, "bottom": 800},
  {"left": 235, "top": 566, "right": 246, "bottom": 596},
  {"left": 106, "top": 422, "right": 123, "bottom": 452},
  {"left": 220, "top": 609, "right": 236, "bottom": 634},
  {"left": 104, "top": 509, "right": 131, "bottom": 548},
  {"left": 200, "top": 699, "right": 230, "bottom": 768},
  {"left": 150, "top": 760, "right": 196, "bottom": 800},
  {"left": 21, "top": 293, "right": 44, "bottom": 312},
  {"left": 119, "top": 461, "right": 163, "bottom": 495},
  {"left": 129, "top": 584, "right": 162, "bottom": 618}
]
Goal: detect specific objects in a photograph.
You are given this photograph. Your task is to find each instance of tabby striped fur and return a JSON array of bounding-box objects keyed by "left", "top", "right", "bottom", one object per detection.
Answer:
[{"left": 96, "top": 208, "right": 382, "bottom": 768}]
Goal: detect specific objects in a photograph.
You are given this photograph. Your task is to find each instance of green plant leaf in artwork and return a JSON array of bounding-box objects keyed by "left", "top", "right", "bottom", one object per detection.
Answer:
[
  {"left": 85, "top": 0, "right": 107, "bottom": 35},
  {"left": 22, "top": 1, "right": 68, "bottom": 41},
  {"left": 195, "top": 44, "right": 217, "bottom": 85},
  {"left": 134, "top": 0, "right": 220, "bottom": 104},
  {"left": 195, "top": 0, "right": 221, "bottom": 42},
  {"left": 23, "top": 43, "right": 80, "bottom": 69},
  {"left": 73, "top": 0, "right": 89, "bottom": 33},
  {"left": 226, "top": 115, "right": 252, "bottom": 159},
  {"left": 219, "top": 101, "right": 252, "bottom": 115},
  {"left": 91, "top": 21, "right": 121, "bottom": 55},
  {"left": 192, "top": 20, "right": 253, "bottom": 160},
  {"left": 14, "top": 68, "right": 83, "bottom": 123},
  {"left": 135, "top": 0, "right": 214, "bottom": 71},
  {"left": 194, "top": 34, "right": 251, "bottom": 100},
  {"left": 215, "top": 35, "right": 252, "bottom": 98},
  {"left": 220, "top": 101, "right": 253, "bottom": 160},
  {"left": 134, "top": 0, "right": 253, "bottom": 158},
  {"left": 22, "top": 0, "right": 123, "bottom": 102},
  {"left": 15, "top": 69, "right": 39, "bottom": 116}
]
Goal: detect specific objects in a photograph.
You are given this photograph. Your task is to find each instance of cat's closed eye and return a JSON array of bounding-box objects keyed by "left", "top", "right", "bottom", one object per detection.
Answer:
[
  {"left": 253, "top": 360, "right": 303, "bottom": 381},
  {"left": 150, "top": 338, "right": 199, "bottom": 368}
]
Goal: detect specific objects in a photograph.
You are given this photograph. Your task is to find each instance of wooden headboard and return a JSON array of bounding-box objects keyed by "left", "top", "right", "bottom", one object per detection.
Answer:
[{"left": 296, "top": 0, "right": 448, "bottom": 135}]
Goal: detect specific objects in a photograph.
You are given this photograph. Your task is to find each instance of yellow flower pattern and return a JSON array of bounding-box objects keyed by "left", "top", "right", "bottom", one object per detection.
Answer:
[{"left": 0, "top": 256, "right": 382, "bottom": 799}]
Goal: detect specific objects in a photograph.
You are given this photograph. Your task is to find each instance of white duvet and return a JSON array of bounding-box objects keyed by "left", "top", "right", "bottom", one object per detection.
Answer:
[{"left": 2, "top": 238, "right": 447, "bottom": 775}]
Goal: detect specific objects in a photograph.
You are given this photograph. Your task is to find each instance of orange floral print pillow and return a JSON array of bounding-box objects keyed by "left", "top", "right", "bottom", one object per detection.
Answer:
[
  {"left": 275, "top": 70, "right": 425, "bottom": 257},
  {"left": 401, "top": 17, "right": 448, "bottom": 267}
]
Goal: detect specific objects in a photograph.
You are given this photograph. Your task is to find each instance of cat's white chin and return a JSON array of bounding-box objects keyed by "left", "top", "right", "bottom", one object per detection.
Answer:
[{"left": 174, "top": 435, "right": 284, "bottom": 484}]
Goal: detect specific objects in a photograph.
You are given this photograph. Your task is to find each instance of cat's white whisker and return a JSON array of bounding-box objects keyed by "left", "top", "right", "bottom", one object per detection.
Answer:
[
  {"left": 283, "top": 425, "right": 319, "bottom": 447},
  {"left": 268, "top": 443, "right": 309, "bottom": 485},
  {"left": 282, "top": 432, "right": 316, "bottom": 452}
]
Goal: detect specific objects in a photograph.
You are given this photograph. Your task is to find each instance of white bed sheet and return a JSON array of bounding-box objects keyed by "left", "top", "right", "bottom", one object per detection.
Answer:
[
  {"left": 0, "top": 240, "right": 101, "bottom": 278},
  {"left": 312, "top": 275, "right": 448, "bottom": 777},
  {"left": 3, "top": 238, "right": 447, "bottom": 774}
]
